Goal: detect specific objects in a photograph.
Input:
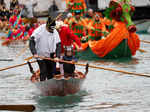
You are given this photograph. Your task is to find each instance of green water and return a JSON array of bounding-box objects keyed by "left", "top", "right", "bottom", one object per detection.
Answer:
[{"left": 0, "top": 28, "right": 150, "bottom": 112}]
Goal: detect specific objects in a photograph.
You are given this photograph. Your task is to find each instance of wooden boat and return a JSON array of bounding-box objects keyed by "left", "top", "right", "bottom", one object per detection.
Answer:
[
  {"left": 76, "top": 0, "right": 140, "bottom": 60},
  {"left": 29, "top": 63, "right": 89, "bottom": 96}
]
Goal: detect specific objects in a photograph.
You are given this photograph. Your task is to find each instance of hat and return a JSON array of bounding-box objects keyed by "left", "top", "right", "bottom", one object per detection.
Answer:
[
  {"left": 46, "top": 16, "right": 56, "bottom": 29},
  {"left": 74, "top": 10, "right": 81, "bottom": 15}
]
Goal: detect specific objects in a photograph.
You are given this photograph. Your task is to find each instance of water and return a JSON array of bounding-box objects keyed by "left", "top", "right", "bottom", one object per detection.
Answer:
[{"left": 0, "top": 27, "right": 150, "bottom": 112}]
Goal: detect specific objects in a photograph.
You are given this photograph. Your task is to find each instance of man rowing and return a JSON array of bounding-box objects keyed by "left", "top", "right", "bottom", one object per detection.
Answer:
[
  {"left": 29, "top": 16, "right": 61, "bottom": 81},
  {"left": 55, "top": 19, "right": 82, "bottom": 76}
]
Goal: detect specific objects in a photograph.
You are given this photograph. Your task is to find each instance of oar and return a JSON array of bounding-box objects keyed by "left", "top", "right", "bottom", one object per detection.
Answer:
[
  {"left": 135, "top": 19, "right": 149, "bottom": 25},
  {"left": 0, "top": 105, "right": 35, "bottom": 111},
  {"left": 0, "top": 60, "right": 36, "bottom": 71},
  {"left": 0, "top": 59, "right": 13, "bottom": 61},
  {"left": 138, "top": 48, "right": 147, "bottom": 53},
  {"left": 15, "top": 42, "right": 29, "bottom": 58},
  {"left": 141, "top": 40, "right": 150, "bottom": 44},
  {"left": 25, "top": 56, "right": 150, "bottom": 78}
]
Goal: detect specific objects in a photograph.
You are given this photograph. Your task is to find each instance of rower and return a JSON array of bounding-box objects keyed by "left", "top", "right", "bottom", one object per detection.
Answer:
[
  {"left": 29, "top": 16, "right": 61, "bottom": 81},
  {"left": 87, "top": 12, "right": 108, "bottom": 41},
  {"left": 62, "top": 46, "right": 77, "bottom": 78},
  {"left": 55, "top": 20, "right": 82, "bottom": 76},
  {"left": 69, "top": 10, "right": 87, "bottom": 39}
]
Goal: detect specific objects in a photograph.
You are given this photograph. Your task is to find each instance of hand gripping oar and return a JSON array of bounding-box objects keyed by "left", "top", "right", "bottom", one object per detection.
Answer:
[
  {"left": 0, "top": 105, "right": 35, "bottom": 111},
  {"left": 24, "top": 56, "right": 150, "bottom": 78}
]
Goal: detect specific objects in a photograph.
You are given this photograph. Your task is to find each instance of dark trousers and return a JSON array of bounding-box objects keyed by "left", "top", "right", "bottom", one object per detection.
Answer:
[{"left": 37, "top": 59, "right": 56, "bottom": 81}]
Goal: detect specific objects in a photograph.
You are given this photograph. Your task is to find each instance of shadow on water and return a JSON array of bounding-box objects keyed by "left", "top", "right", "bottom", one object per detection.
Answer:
[{"left": 35, "top": 90, "right": 88, "bottom": 110}]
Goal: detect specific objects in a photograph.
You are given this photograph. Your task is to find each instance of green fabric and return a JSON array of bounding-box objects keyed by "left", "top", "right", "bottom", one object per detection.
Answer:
[
  {"left": 74, "top": 33, "right": 83, "bottom": 38},
  {"left": 76, "top": 39, "right": 131, "bottom": 60},
  {"left": 74, "top": 2, "right": 82, "bottom": 8},
  {"left": 88, "top": 36, "right": 102, "bottom": 41},
  {"left": 122, "top": 3, "right": 134, "bottom": 27},
  {"left": 108, "top": 25, "right": 114, "bottom": 31},
  {"left": 104, "top": 1, "right": 134, "bottom": 28}
]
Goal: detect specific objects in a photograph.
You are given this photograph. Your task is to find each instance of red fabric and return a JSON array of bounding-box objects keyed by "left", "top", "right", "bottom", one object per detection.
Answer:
[
  {"left": 28, "top": 28, "right": 35, "bottom": 36},
  {"left": 9, "top": 15, "right": 17, "bottom": 25},
  {"left": 59, "top": 26, "right": 81, "bottom": 52}
]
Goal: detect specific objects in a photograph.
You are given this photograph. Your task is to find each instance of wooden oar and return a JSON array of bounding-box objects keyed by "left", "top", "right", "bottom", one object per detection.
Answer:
[
  {"left": 25, "top": 56, "right": 150, "bottom": 78},
  {"left": 138, "top": 48, "right": 147, "bottom": 53},
  {"left": 0, "top": 105, "right": 35, "bottom": 112},
  {"left": 141, "top": 40, "right": 150, "bottom": 44},
  {"left": 0, "top": 59, "right": 13, "bottom": 61},
  {"left": 0, "top": 60, "right": 36, "bottom": 71},
  {"left": 135, "top": 19, "right": 149, "bottom": 25},
  {"left": 15, "top": 43, "right": 29, "bottom": 58}
]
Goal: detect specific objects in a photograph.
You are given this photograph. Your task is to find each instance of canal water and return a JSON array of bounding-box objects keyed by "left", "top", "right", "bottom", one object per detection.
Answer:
[{"left": 0, "top": 24, "right": 150, "bottom": 112}]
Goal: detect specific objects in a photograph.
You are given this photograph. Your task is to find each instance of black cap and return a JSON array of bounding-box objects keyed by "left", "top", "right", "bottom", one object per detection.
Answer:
[{"left": 46, "top": 16, "right": 56, "bottom": 29}]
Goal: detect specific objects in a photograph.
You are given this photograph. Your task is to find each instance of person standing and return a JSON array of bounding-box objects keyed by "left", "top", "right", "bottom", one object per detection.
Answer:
[
  {"left": 29, "top": 16, "right": 61, "bottom": 81},
  {"left": 69, "top": 10, "right": 86, "bottom": 39},
  {"left": 55, "top": 20, "right": 82, "bottom": 76},
  {"left": 24, "top": 0, "right": 37, "bottom": 24},
  {"left": 10, "top": 0, "right": 19, "bottom": 10}
]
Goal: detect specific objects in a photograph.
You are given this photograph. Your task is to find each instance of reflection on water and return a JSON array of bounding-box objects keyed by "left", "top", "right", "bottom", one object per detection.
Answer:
[{"left": 35, "top": 91, "right": 88, "bottom": 111}]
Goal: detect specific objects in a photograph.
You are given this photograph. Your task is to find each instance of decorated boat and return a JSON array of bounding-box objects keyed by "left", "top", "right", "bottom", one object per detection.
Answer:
[
  {"left": 76, "top": 0, "right": 140, "bottom": 60},
  {"left": 28, "top": 62, "right": 89, "bottom": 96}
]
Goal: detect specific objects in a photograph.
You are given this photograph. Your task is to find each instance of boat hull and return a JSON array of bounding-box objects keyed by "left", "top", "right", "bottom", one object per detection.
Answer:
[
  {"left": 76, "top": 39, "right": 132, "bottom": 60},
  {"left": 35, "top": 78, "right": 85, "bottom": 96}
]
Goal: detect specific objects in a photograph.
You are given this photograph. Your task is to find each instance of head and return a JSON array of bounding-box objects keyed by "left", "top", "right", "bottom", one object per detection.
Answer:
[
  {"left": 64, "top": 46, "right": 73, "bottom": 57},
  {"left": 104, "top": 0, "right": 136, "bottom": 32},
  {"left": 67, "top": 13, "right": 72, "bottom": 19},
  {"left": 55, "top": 20, "right": 68, "bottom": 31},
  {"left": 75, "top": 10, "right": 81, "bottom": 19},
  {"left": 46, "top": 16, "right": 56, "bottom": 32},
  {"left": 88, "top": 9, "right": 94, "bottom": 17}
]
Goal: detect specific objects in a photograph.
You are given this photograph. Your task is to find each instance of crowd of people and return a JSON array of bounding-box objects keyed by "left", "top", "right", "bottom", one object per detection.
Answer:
[{"left": 0, "top": 0, "right": 43, "bottom": 41}]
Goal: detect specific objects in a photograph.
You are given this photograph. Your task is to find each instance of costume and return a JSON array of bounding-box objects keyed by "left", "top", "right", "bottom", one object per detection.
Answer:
[
  {"left": 58, "top": 26, "right": 81, "bottom": 52},
  {"left": 88, "top": 17, "right": 107, "bottom": 41},
  {"left": 69, "top": 16, "right": 86, "bottom": 39},
  {"left": 66, "top": 0, "right": 87, "bottom": 15}
]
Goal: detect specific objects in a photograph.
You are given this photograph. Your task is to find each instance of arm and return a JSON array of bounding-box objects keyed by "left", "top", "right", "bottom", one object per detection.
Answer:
[
  {"left": 67, "top": 27, "right": 81, "bottom": 47},
  {"left": 56, "top": 42, "right": 61, "bottom": 58},
  {"left": 55, "top": 29, "right": 61, "bottom": 58},
  {"left": 29, "top": 36, "right": 37, "bottom": 55}
]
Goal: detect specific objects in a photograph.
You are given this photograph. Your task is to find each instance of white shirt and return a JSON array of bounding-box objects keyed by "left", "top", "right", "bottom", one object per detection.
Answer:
[{"left": 31, "top": 24, "right": 61, "bottom": 57}]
